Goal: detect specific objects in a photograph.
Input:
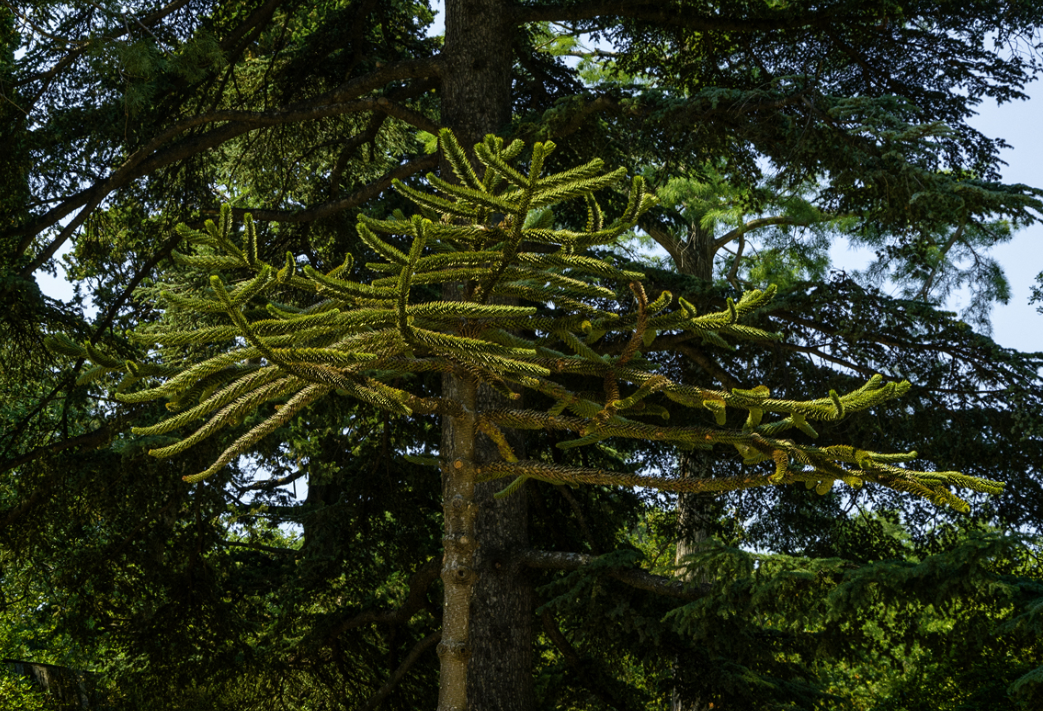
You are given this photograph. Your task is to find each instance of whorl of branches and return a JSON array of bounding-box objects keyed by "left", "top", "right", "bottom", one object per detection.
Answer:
[{"left": 48, "top": 130, "right": 1003, "bottom": 511}]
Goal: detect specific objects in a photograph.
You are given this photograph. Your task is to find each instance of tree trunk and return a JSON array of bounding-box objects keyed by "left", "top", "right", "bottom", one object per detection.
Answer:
[
  {"left": 671, "top": 223, "right": 717, "bottom": 575},
  {"left": 438, "top": 3, "right": 532, "bottom": 709},
  {"left": 439, "top": 376, "right": 481, "bottom": 711},
  {"left": 5, "top": 659, "right": 94, "bottom": 710},
  {"left": 467, "top": 387, "right": 533, "bottom": 711},
  {"left": 668, "top": 226, "right": 720, "bottom": 711},
  {"left": 442, "top": 0, "right": 514, "bottom": 152}
]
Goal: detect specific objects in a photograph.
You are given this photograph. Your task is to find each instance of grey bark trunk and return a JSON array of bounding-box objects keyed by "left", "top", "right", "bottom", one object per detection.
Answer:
[
  {"left": 438, "top": 3, "right": 533, "bottom": 709},
  {"left": 468, "top": 387, "right": 532, "bottom": 711},
  {"left": 668, "top": 226, "right": 720, "bottom": 711}
]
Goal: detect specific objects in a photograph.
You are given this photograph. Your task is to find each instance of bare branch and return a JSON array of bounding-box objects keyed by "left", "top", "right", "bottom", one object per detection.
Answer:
[
  {"left": 358, "top": 631, "right": 440, "bottom": 711},
  {"left": 520, "top": 549, "right": 710, "bottom": 600},
  {"left": 674, "top": 344, "right": 742, "bottom": 390},
  {"left": 712, "top": 215, "right": 819, "bottom": 251},
  {"left": 725, "top": 231, "right": 746, "bottom": 290},
  {"left": 641, "top": 219, "right": 690, "bottom": 267},
  {"left": 223, "top": 153, "right": 439, "bottom": 223},
  {"left": 237, "top": 468, "right": 308, "bottom": 492}
]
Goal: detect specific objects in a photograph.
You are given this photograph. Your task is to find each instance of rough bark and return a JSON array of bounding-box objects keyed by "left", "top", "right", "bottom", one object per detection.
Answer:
[
  {"left": 468, "top": 387, "right": 533, "bottom": 711},
  {"left": 438, "top": 4, "right": 530, "bottom": 709},
  {"left": 439, "top": 376, "right": 480, "bottom": 711},
  {"left": 441, "top": 0, "right": 514, "bottom": 153},
  {"left": 4, "top": 659, "right": 94, "bottom": 710}
]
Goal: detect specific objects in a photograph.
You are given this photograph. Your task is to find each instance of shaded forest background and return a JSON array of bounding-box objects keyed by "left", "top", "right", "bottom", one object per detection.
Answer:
[{"left": 2, "top": 1, "right": 1043, "bottom": 709}]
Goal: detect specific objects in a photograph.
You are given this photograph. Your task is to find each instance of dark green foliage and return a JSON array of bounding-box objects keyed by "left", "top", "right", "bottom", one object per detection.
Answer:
[
  {"left": 39, "top": 130, "right": 1027, "bottom": 709},
  {"left": 4, "top": 1, "right": 1043, "bottom": 708}
]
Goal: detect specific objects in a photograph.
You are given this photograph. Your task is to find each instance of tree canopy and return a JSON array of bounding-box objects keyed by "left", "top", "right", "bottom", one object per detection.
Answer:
[{"left": 3, "top": 1, "right": 1043, "bottom": 709}]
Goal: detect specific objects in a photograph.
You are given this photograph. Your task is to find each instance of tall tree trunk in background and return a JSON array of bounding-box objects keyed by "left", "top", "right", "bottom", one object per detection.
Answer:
[
  {"left": 439, "top": 2, "right": 534, "bottom": 709},
  {"left": 670, "top": 227, "right": 722, "bottom": 711},
  {"left": 671, "top": 226, "right": 717, "bottom": 578}
]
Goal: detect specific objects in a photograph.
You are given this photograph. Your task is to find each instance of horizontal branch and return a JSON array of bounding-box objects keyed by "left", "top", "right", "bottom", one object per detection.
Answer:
[
  {"left": 14, "top": 56, "right": 443, "bottom": 270},
  {"left": 225, "top": 153, "right": 439, "bottom": 223},
  {"left": 712, "top": 215, "right": 821, "bottom": 251},
  {"left": 236, "top": 468, "right": 308, "bottom": 492},
  {"left": 521, "top": 549, "right": 709, "bottom": 600},
  {"left": 515, "top": 0, "right": 842, "bottom": 32}
]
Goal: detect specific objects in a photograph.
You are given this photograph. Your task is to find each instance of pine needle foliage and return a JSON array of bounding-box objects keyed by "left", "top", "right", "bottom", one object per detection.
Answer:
[{"left": 51, "top": 130, "right": 1004, "bottom": 512}]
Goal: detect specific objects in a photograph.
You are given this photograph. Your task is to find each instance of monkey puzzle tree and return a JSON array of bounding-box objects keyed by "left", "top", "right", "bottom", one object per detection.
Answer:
[{"left": 49, "top": 131, "right": 1005, "bottom": 709}]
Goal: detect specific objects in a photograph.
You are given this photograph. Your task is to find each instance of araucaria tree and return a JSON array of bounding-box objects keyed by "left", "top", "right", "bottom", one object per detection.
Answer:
[
  {"left": 51, "top": 131, "right": 1005, "bottom": 709},
  {"left": 6, "top": 1, "right": 1043, "bottom": 707}
]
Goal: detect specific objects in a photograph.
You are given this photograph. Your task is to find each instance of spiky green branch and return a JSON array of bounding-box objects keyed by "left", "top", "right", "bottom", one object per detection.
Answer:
[{"left": 48, "top": 129, "right": 1005, "bottom": 711}]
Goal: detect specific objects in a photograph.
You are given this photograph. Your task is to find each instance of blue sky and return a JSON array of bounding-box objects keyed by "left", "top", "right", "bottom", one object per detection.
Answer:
[
  {"left": 936, "top": 90, "right": 1042, "bottom": 352},
  {"left": 828, "top": 85, "right": 1043, "bottom": 354}
]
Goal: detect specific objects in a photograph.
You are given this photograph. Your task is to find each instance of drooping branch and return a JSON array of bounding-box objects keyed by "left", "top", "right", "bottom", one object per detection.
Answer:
[
  {"left": 357, "top": 631, "right": 441, "bottom": 711},
  {"left": 221, "top": 153, "right": 439, "bottom": 223},
  {"left": 13, "top": 56, "right": 443, "bottom": 269},
  {"left": 521, "top": 549, "right": 710, "bottom": 600},
  {"left": 0, "top": 404, "right": 148, "bottom": 478},
  {"left": 318, "top": 558, "right": 441, "bottom": 646},
  {"left": 540, "top": 610, "right": 637, "bottom": 711},
  {"left": 674, "top": 344, "right": 741, "bottom": 390}
]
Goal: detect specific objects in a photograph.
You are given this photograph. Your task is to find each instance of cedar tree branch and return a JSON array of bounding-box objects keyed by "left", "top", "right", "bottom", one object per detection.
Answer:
[{"left": 520, "top": 549, "right": 710, "bottom": 600}]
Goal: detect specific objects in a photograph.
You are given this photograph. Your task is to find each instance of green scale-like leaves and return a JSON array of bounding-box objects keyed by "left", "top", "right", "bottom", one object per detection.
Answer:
[{"left": 58, "top": 129, "right": 1003, "bottom": 512}]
